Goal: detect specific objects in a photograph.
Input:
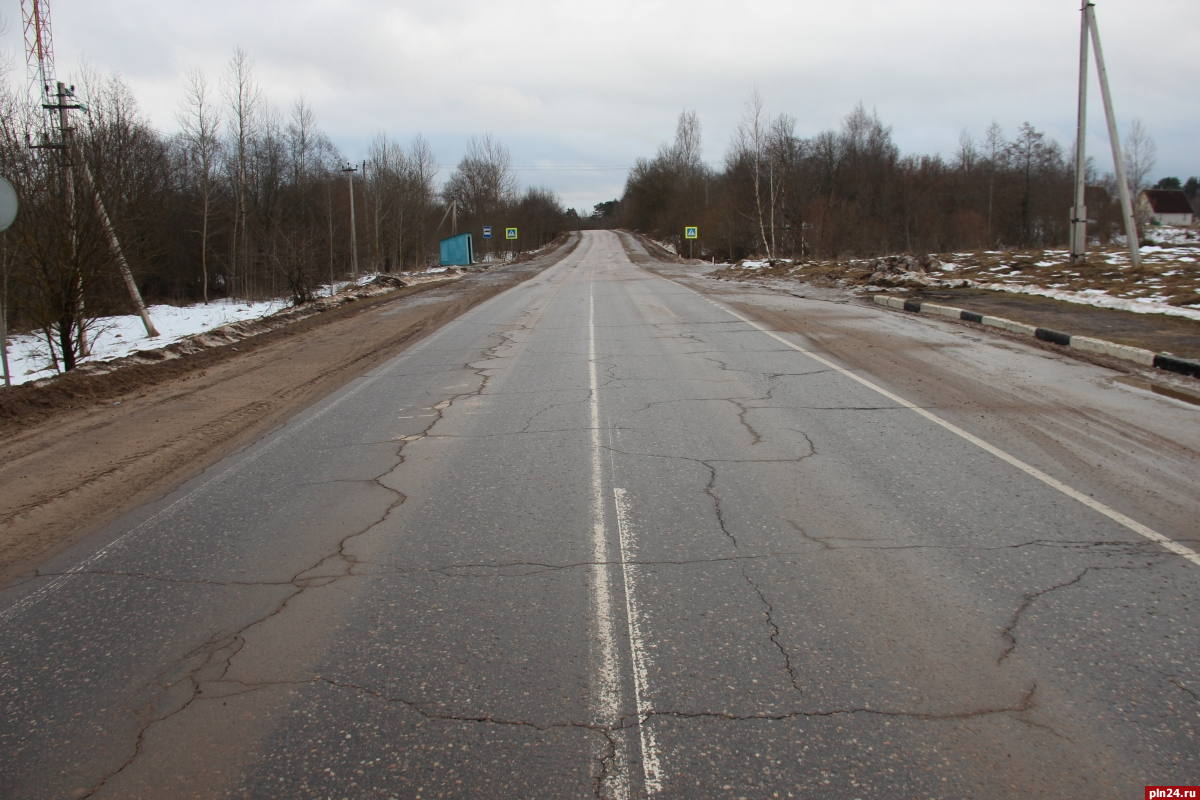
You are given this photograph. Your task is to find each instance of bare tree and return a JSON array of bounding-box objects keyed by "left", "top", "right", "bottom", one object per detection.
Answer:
[
  {"left": 1010, "top": 123, "right": 1049, "bottom": 247},
  {"left": 984, "top": 121, "right": 1005, "bottom": 245},
  {"left": 955, "top": 130, "right": 978, "bottom": 173},
  {"left": 670, "top": 110, "right": 703, "bottom": 175},
  {"left": 1123, "top": 118, "right": 1157, "bottom": 195},
  {"left": 443, "top": 134, "right": 518, "bottom": 229},
  {"left": 365, "top": 131, "right": 399, "bottom": 270},
  {"left": 222, "top": 46, "right": 260, "bottom": 299},
  {"left": 178, "top": 69, "right": 222, "bottom": 303},
  {"left": 406, "top": 135, "right": 438, "bottom": 268},
  {"left": 734, "top": 91, "right": 775, "bottom": 260}
]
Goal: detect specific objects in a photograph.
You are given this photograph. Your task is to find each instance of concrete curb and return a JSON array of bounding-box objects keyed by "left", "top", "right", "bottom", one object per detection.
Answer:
[{"left": 874, "top": 295, "right": 1200, "bottom": 379}]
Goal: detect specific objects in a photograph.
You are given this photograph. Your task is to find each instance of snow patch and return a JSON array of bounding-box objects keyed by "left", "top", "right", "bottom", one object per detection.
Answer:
[
  {"left": 977, "top": 282, "right": 1200, "bottom": 322},
  {"left": 4, "top": 298, "right": 288, "bottom": 386}
]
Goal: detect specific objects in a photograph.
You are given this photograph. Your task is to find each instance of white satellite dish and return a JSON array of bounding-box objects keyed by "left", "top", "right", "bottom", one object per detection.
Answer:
[{"left": 0, "top": 178, "right": 17, "bottom": 232}]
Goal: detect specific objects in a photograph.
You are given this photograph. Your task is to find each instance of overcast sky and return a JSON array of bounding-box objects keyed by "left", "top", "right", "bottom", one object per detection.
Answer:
[{"left": 3, "top": 0, "right": 1195, "bottom": 212}]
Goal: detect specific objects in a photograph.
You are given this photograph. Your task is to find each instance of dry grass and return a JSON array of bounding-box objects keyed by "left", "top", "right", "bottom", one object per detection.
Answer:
[{"left": 715, "top": 228, "right": 1200, "bottom": 311}]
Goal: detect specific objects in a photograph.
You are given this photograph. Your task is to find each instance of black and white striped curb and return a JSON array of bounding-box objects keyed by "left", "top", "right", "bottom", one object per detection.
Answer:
[{"left": 874, "top": 295, "right": 1200, "bottom": 379}]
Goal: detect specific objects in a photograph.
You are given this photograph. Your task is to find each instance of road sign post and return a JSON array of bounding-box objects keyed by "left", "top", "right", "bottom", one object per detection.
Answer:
[
  {"left": 506, "top": 227, "right": 518, "bottom": 260},
  {"left": 482, "top": 226, "right": 492, "bottom": 259},
  {"left": 685, "top": 226, "right": 698, "bottom": 259}
]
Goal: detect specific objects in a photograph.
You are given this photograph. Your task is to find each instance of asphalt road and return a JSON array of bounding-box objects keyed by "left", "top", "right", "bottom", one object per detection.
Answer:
[{"left": 3, "top": 230, "right": 1199, "bottom": 798}]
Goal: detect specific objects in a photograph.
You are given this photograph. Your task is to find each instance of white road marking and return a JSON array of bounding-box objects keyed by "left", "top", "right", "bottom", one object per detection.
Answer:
[
  {"left": 587, "top": 287, "right": 631, "bottom": 800},
  {"left": 612, "top": 486, "right": 664, "bottom": 794},
  {"left": 687, "top": 286, "right": 1200, "bottom": 568}
]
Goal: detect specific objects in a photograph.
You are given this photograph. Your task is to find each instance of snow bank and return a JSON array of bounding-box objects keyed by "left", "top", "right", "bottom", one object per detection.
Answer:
[
  {"left": 3, "top": 298, "right": 288, "bottom": 386},
  {"left": 976, "top": 282, "right": 1200, "bottom": 323}
]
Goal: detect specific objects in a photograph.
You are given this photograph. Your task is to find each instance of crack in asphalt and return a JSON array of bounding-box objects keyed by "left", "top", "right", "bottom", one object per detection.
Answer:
[
  {"left": 76, "top": 355, "right": 499, "bottom": 798},
  {"left": 701, "top": 460, "right": 737, "bottom": 548},
  {"left": 426, "top": 553, "right": 798, "bottom": 578},
  {"left": 783, "top": 521, "right": 1161, "bottom": 556},
  {"left": 1166, "top": 675, "right": 1200, "bottom": 704},
  {"left": 75, "top": 271, "right": 586, "bottom": 796},
  {"left": 594, "top": 729, "right": 620, "bottom": 800},
  {"left": 517, "top": 393, "right": 594, "bottom": 434},
  {"left": 635, "top": 683, "right": 1038, "bottom": 725},
  {"left": 603, "top": 444, "right": 814, "bottom": 467},
  {"left": 1012, "top": 715, "right": 1076, "bottom": 742},
  {"left": 30, "top": 550, "right": 818, "bottom": 589},
  {"left": 700, "top": 354, "right": 763, "bottom": 377},
  {"left": 741, "top": 569, "right": 802, "bottom": 692},
  {"left": 998, "top": 565, "right": 1151, "bottom": 664},
  {"left": 730, "top": 398, "right": 764, "bottom": 446}
]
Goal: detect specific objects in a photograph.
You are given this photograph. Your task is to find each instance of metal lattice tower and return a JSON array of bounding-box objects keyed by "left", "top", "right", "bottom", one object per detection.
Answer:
[{"left": 21, "top": 0, "right": 57, "bottom": 132}]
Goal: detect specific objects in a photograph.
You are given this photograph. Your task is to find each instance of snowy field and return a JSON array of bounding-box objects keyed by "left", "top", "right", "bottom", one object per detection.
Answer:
[
  {"left": 2, "top": 298, "right": 290, "bottom": 386},
  {"left": 2, "top": 269, "right": 471, "bottom": 386}
]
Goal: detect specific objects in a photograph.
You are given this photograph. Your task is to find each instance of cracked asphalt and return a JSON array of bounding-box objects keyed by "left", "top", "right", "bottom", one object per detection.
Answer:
[{"left": 3, "top": 230, "right": 1199, "bottom": 798}]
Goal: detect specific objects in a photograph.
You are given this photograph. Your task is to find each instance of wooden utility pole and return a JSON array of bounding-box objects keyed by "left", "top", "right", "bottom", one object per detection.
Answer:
[
  {"left": 53, "top": 80, "right": 87, "bottom": 354},
  {"left": 343, "top": 163, "right": 359, "bottom": 280}
]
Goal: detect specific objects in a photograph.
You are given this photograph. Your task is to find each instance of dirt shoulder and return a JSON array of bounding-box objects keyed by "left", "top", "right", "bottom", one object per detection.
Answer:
[{"left": 0, "top": 235, "right": 577, "bottom": 586}]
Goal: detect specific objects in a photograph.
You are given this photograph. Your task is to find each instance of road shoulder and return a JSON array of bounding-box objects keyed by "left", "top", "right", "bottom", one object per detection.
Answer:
[{"left": 0, "top": 235, "right": 577, "bottom": 586}]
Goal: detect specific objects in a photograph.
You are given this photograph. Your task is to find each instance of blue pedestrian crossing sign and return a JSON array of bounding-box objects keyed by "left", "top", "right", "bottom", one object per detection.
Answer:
[
  {"left": 483, "top": 225, "right": 492, "bottom": 239},
  {"left": 685, "top": 226, "right": 698, "bottom": 239},
  {"left": 506, "top": 227, "right": 518, "bottom": 240}
]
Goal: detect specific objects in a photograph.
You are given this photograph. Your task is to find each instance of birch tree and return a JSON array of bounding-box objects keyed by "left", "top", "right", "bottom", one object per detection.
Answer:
[
  {"left": 178, "top": 69, "right": 222, "bottom": 303},
  {"left": 222, "top": 46, "right": 260, "bottom": 298}
]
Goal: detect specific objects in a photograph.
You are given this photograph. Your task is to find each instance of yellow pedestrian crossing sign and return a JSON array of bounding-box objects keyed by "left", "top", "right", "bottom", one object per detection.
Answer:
[
  {"left": 506, "top": 227, "right": 518, "bottom": 240},
  {"left": 685, "top": 226, "right": 698, "bottom": 239}
]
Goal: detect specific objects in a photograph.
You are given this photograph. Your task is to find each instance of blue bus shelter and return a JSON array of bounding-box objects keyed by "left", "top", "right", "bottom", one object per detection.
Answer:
[{"left": 439, "top": 232, "right": 474, "bottom": 267}]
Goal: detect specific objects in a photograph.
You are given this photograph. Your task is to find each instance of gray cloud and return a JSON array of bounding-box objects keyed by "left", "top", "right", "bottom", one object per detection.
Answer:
[{"left": 4, "top": 0, "right": 1194, "bottom": 211}]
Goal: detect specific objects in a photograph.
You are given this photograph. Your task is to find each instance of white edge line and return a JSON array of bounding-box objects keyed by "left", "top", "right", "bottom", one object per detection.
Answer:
[{"left": 669, "top": 278, "right": 1200, "bottom": 568}]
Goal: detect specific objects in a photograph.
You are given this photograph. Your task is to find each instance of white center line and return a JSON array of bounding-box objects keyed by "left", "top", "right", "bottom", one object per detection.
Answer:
[
  {"left": 613, "top": 485, "right": 664, "bottom": 794},
  {"left": 587, "top": 284, "right": 631, "bottom": 800},
  {"left": 590, "top": 261, "right": 665, "bottom": 796}
]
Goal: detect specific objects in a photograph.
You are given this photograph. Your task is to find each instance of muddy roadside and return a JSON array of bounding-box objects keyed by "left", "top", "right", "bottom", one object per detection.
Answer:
[{"left": 0, "top": 234, "right": 578, "bottom": 586}]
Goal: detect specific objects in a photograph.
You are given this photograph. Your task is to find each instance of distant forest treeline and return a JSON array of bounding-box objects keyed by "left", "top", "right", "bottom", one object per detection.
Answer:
[
  {"left": 606, "top": 95, "right": 1194, "bottom": 261},
  {"left": 0, "top": 49, "right": 568, "bottom": 370}
]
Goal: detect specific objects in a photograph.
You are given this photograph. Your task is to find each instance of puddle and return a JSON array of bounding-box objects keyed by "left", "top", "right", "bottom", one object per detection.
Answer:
[{"left": 1113, "top": 375, "right": 1200, "bottom": 407}]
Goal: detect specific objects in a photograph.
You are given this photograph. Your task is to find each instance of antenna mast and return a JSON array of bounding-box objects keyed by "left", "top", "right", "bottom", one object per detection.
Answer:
[
  {"left": 21, "top": 0, "right": 56, "bottom": 135},
  {"left": 20, "top": 0, "right": 159, "bottom": 339}
]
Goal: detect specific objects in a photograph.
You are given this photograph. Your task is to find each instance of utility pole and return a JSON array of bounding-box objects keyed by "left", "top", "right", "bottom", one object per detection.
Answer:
[
  {"left": 52, "top": 80, "right": 85, "bottom": 353},
  {"left": 342, "top": 163, "right": 359, "bottom": 280},
  {"left": 1069, "top": 2, "right": 1090, "bottom": 263},
  {"left": 48, "top": 82, "right": 159, "bottom": 338},
  {"left": 1071, "top": 1, "right": 1140, "bottom": 268}
]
